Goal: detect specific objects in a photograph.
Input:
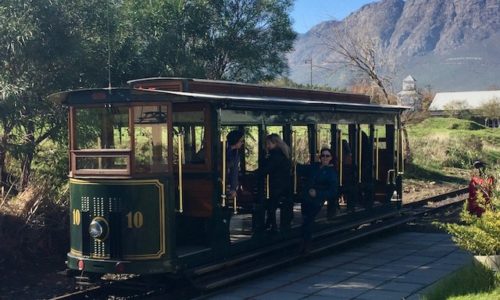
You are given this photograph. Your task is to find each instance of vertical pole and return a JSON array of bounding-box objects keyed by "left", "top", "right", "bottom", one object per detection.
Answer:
[
  {"left": 293, "top": 130, "right": 297, "bottom": 195},
  {"left": 375, "top": 129, "right": 379, "bottom": 180},
  {"left": 358, "top": 126, "right": 362, "bottom": 184},
  {"left": 266, "top": 175, "right": 270, "bottom": 199},
  {"left": 221, "top": 134, "right": 226, "bottom": 207},
  {"left": 178, "top": 133, "right": 184, "bottom": 213},
  {"left": 338, "top": 129, "right": 343, "bottom": 187},
  {"left": 395, "top": 120, "right": 399, "bottom": 174}
]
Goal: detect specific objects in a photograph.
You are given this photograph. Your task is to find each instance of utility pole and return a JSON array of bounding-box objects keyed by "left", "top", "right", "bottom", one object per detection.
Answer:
[{"left": 305, "top": 58, "right": 313, "bottom": 87}]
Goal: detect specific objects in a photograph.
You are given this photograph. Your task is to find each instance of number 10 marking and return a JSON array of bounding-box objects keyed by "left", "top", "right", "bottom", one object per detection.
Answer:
[{"left": 126, "top": 211, "right": 144, "bottom": 228}]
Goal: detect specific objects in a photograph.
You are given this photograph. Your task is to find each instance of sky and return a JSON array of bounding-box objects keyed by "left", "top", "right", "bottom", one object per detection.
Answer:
[{"left": 291, "top": 0, "right": 375, "bottom": 34}]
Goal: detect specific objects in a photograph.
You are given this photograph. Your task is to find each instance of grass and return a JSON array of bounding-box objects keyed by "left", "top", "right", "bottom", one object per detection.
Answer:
[
  {"left": 404, "top": 163, "right": 469, "bottom": 185},
  {"left": 423, "top": 263, "right": 500, "bottom": 300},
  {"left": 407, "top": 117, "right": 500, "bottom": 180},
  {"left": 408, "top": 117, "right": 500, "bottom": 145}
]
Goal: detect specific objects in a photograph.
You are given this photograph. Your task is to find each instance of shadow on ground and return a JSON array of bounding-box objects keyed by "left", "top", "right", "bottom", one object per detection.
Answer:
[{"left": 404, "top": 163, "right": 469, "bottom": 185}]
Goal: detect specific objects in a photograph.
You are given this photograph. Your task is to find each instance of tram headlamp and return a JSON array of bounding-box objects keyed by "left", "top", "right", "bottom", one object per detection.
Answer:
[{"left": 89, "top": 217, "right": 109, "bottom": 241}]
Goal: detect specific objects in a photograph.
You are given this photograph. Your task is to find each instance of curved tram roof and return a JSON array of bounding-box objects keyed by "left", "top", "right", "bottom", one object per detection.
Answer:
[{"left": 49, "top": 87, "right": 409, "bottom": 115}]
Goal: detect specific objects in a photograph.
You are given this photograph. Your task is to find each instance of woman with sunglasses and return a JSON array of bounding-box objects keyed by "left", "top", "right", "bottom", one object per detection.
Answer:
[{"left": 298, "top": 148, "right": 339, "bottom": 253}]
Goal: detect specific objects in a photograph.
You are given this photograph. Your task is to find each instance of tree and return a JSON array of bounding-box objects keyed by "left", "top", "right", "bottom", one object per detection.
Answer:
[
  {"left": 0, "top": 0, "right": 121, "bottom": 190},
  {"left": 477, "top": 98, "right": 500, "bottom": 121},
  {"left": 322, "top": 22, "right": 393, "bottom": 104},
  {"left": 443, "top": 100, "right": 473, "bottom": 119},
  {"left": 0, "top": 0, "right": 297, "bottom": 191},
  {"left": 122, "top": 0, "right": 296, "bottom": 82}
]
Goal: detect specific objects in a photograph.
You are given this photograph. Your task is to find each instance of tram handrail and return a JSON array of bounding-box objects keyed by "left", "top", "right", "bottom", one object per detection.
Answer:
[{"left": 177, "top": 132, "right": 184, "bottom": 213}]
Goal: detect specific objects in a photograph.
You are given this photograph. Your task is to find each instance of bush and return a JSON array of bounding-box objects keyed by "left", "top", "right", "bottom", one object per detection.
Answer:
[
  {"left": 439, "top": 194, "right": 500, "bottom": 256},
  {"left": 443, "top": 136, "right": 483, "bottom": 168}
]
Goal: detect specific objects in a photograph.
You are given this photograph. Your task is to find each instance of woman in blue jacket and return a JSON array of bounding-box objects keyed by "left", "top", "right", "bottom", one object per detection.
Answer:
[{"left": 299, "top": 148, "right": 339, "bottom": 253}]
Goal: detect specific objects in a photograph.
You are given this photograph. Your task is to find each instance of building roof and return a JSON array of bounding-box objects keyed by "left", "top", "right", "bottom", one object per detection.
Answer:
[
  {"left": 403, "top": 75, "right": 416, "bottom": 82},
  {"left": 429, "top": 90, "right": 500, "bottom": 110}
]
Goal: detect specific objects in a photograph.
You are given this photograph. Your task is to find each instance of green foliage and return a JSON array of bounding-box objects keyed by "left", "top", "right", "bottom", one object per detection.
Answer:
[
  {"left": 0, "top": 0, "right": 296, "bottom": 192},
  {"left": 423, "top": 263, "right": 499, "bottom": 300},
  {"left": 476, "top": 98, "right": 500, "bottom": 120},
  {"left": 443, "top": 100, "right": 474, "bottom": 119},
  {"left": 122, "top": 0, "right": 296, "bottom": 81},
  {"left": 443, "top": 136, "right": 483, "bottom": 168},
  {"left": 408, "top": 118, "right": 500, "bottom": 172},
  {"left": 438, "top": 194, "right": 500, "bottom": 256}
]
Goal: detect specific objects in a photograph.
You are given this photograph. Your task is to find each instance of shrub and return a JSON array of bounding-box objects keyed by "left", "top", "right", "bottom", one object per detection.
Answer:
[
  {"left": 439, "top": 194, "right": 500, "bottom": 256},
  {"left": 443, "top": 136, "right": 483, "bottom": 168}
]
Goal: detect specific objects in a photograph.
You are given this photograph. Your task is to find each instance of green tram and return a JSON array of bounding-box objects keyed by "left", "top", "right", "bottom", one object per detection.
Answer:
[{"left": 50, "top": 78, "right": 407, "bottom": 275}]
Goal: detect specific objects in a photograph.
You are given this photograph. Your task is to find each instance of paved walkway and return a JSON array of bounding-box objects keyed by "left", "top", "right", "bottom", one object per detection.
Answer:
[{"left": 206, "top": 232, "right": 472, "bottom": 300}]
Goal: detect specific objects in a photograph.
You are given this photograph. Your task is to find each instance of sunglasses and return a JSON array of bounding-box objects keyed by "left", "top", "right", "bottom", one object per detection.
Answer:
[{"left": 320, "top": 154, "right": 331, "bottom": 158}]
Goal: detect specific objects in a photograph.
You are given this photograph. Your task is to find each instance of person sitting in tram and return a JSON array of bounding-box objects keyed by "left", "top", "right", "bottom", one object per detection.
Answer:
[
  {"left": 298, "top": 148, "right": 339, "bottom": 253},
  {"left": 261, "top": 134, "right": 292, "bottom": 232},
  {"left": 226, "top": 130, "right": 245, "bottom": 199}
]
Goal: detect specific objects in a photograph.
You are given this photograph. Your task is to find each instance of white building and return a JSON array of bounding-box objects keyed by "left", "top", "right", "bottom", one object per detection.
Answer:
[
  {"left": 397, "top": 75, "right": 422, "bottom": 111},
  {"left": 429, "top": 90, "right": 500, "bottom": 128}
]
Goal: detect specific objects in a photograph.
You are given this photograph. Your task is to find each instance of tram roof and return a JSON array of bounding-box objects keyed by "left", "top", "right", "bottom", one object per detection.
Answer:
[{"left": 49, "top": 87, "right": 409, "bottom": 114}]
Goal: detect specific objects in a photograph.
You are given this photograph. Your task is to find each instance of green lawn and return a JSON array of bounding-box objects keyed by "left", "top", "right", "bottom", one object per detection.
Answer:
[{"left": 423, "top": 263, "right": 500, "bottom": 300}]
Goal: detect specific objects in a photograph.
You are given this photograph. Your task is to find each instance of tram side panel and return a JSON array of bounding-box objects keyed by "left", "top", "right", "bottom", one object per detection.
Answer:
[{"left": 67, "top": 178, "right": 176, "bottom": 274}]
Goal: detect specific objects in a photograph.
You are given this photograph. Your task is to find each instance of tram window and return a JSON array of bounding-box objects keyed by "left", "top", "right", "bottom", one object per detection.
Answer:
[
  {"left": 244, "top": 126, "right": 259, "bottom": 172},
  {"left": 292, "top": 126, "right": 310, "bottom": 164},
  {"left": 74, "top": 106, "right": 130, "bottom": 150},
  {"left": 317, "top": 124, "right": 331, "bottom": 150},
  {"left": 266, "top": 126, "right": 283, "bottom": 137},
  {"left": 75, "top": 155, "right": 128, "bottom": 170},
  {"left": 134, "top": 106, "right": 168, "bottom": 173},
  {"left": 173, "top": 109, "right": 206, "bottom": 164}
]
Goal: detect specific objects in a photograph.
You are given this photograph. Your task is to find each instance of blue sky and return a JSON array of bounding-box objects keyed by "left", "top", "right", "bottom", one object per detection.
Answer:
[{"left": 291, "top": 0, "right": 375, "bottom": 33}]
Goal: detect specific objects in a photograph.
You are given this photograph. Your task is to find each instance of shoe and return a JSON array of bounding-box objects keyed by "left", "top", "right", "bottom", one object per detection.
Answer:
[{"left": 299, "top": 241, "right": 312, "bottom": 254}]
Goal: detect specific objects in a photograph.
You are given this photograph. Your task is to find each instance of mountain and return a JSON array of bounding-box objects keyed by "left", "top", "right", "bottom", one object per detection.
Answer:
[{"left": 288, "top": 0, "right": 500, "bottom": 92}]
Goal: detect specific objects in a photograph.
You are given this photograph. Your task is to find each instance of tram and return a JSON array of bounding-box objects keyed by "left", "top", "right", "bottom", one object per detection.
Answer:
[{"left": 50, "top": 78, "right": 406, "bottom": 275}]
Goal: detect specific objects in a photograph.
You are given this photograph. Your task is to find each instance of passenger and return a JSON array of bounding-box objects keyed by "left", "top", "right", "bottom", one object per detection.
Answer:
[
  {"left": 299, "top": 148, "right": 339, "bottom": 253},
  {"left": 226, "top": 130, "right": 245, "bottom": 199},
  {"left": 261, "top": 134, "right": 292, "bottom": 232}
]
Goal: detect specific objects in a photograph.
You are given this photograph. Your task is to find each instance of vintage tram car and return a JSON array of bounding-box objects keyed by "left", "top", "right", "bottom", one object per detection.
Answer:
[{"left": 50, "top": 78, "right": 406, "bottom": 275}]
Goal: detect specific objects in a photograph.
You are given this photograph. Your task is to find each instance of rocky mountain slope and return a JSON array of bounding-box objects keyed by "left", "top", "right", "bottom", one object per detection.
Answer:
[{"left": 288, "top": 0, "right": 500, "bottom": 92}]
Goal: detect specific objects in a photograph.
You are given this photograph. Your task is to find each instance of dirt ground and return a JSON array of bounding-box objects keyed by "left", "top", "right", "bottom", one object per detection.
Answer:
[
  {"left": 0, "top": 180, "right": 467, "bottom": 300},
  {"left": 403, "top": 179, "right": 465, "bottom": 203},
  {"left": 0, "top": 255, "right": 75, "bottom": 300}
]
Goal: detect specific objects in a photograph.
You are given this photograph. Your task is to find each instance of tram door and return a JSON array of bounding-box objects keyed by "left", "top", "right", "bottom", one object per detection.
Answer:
[
  {"left": 221, "top": 125, "right": 261, "bottom": 243},
  {"left": 172, "top": 103, "right": 213, "bottom": 250}
]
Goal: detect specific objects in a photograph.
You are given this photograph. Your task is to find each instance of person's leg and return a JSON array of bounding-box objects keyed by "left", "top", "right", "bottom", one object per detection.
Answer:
[
  {"left": 345, "top": 185, "right": 355, "bottom": 212},
  {"left": 300, "top": 200, "right": 323, "bottom": 253},
  {"left": 327, "top": 193, "right": 340, "bottom": 219},
  {"left": 265, "top": 197, "right": 277, "bottom": 230},
  {"left": 301, "top": 200, "right": 314, "bottom": 242},
  {"left": 279, "top": 197, "right": 293, "bottom": 231}
]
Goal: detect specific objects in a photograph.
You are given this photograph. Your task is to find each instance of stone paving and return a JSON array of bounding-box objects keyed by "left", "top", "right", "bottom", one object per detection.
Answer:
[{"left": 205, "top": 232, "right": 472, "bottom": 300}]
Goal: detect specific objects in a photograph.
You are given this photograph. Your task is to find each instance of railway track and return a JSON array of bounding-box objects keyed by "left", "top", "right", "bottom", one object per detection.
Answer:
[{"left": 51, "top": 187, "right": 469, "bottom": 300}]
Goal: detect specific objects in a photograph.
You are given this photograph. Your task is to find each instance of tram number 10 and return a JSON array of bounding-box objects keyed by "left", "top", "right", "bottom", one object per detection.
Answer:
[{"left": 126, "top": 211, "right": 144, "bottom": 229}]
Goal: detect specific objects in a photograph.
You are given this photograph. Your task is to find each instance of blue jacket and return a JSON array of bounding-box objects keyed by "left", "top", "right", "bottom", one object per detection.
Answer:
[
  {"left": 227, "top": 147, "right": 240, "bottom": 193},
  {"left": 298, "top": 163, "right": 339, "bottom": 203}
]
